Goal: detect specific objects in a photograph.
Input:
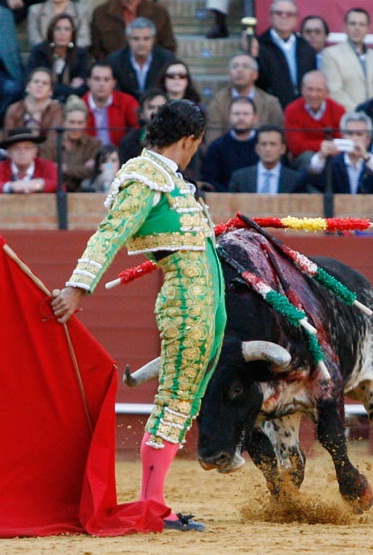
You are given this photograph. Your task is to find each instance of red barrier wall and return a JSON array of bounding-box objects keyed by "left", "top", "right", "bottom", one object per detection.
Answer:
[{"left": 3, "top": 231, "right": 372, "bottom": 458}]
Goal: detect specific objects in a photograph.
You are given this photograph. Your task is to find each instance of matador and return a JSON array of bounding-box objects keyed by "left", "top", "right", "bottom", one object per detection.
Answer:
[{"left": 52, "top": 100, "right": 226, "bottom": 532}]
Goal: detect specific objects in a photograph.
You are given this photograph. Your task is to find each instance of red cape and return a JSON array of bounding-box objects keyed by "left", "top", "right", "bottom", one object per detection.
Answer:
[{"left": 0, "top": 235, "right": 169, "bottom": 537}]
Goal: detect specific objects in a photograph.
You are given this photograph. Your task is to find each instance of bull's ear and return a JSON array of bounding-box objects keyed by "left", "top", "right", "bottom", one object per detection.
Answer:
[{"left": 123, "top": 357, "right": 161, "bottom": 387}]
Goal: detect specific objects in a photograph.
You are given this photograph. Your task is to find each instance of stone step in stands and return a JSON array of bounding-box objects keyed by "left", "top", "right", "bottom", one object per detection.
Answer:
[
  {"left": 176, "top": 34, "right": 242, "bottom": 102},
  {"left": 163, "top": 0, "right": 245, "bottom": 104},
  {"left": 160, "top": 0, "right": 244, "bottom": 36}
]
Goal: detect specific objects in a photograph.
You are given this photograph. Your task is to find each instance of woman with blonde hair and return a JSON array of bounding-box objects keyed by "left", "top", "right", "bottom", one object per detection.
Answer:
[
  {"left": 42, "top": 95, "right": 101, "bottom": 191},
  {"left": 4, "top": 67, "right": 63, "bottom": 159}
]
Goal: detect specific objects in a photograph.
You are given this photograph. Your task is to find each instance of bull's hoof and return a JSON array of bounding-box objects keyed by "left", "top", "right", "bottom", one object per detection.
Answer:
[{"left": 343, "top": 481, "right": 373, "bottom": 512}]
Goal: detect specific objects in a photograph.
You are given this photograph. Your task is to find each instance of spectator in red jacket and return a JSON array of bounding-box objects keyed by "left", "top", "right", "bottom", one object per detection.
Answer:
[
  {"left": 83, "top": 62, "right": 139, "bottom": 148},
  {"left": 0, "top": 128, "right": 58, "bottom": 193},
  {"left": 284, "top": 70, "right": 346, "bottom": 169}
]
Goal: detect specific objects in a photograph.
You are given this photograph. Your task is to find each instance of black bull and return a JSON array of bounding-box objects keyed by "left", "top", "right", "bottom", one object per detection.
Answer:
[{"left": 197, "top": 227, "right": 373, "bottom": 512}]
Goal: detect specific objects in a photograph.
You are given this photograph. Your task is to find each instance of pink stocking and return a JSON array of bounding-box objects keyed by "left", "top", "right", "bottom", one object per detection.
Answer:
[{"left": 139, "top": 432, "right": 179, "bottom": 520}]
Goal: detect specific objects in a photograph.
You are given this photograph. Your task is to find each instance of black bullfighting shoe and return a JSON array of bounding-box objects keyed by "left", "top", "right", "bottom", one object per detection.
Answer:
[{"left": 163, "top": 513, "right": 206, "bottom": 532}]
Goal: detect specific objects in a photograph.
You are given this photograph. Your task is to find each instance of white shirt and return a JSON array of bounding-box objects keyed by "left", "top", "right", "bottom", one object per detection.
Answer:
[
  {"left": 344, "top": 154, "right": 364, "bottom": 194},
  {"left": 270, "top": 29, "right": 297, "bottom": 87},
  {"left": 305, "top": 100, "right": 327, "bottom": 121},
  {"left": 257, "top": 161, "right": 281, "bottom": 194},
  {"left": 148, "top": 150, "right": 196, "bottom": 200},
  {"left": 309, "top": 151, "right": 373, "bottom": 194},
  {"left": 2, "top": 161, "right": 35, "bottom": 193},
  {"left": 231, "top": 86, "right": 255, "bottom": 101},
  {"left": 130, "top": 52, "right": 153, "bottom": 93},
  {"left": 88, "top": 92, "right": 112, "bottom": 146}
]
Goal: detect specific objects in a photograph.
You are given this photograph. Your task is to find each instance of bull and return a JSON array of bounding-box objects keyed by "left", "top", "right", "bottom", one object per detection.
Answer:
[
  {"left": 123, "top": 221, "right": 373, "bottom": 512},
  {"left": 197, "top": 225, "right": 373, "bottom": 512}
]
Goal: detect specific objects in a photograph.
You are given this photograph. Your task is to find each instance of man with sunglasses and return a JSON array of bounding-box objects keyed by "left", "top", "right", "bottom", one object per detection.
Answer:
[
  {"left": 300, "top": 15, "right": 329, "bottom": 69},
  {"left": 256, "top": 0, "right": 316, "bottom": 110}
]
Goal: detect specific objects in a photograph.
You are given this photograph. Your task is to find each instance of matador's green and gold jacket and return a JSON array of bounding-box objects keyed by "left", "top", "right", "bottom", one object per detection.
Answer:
[{"left": 66, "top": 149, "right": 215, "bottom": 292}]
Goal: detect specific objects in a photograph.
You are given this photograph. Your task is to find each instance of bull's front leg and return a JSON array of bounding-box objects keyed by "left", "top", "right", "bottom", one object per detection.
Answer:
[
  {"left": 317, "top": 399, "right": 373, "bottom": 511},
  {"left": 245, "top": 414, "right": 306, "bottom": 497},
  {"left": 263, "top": 414, "right": 306, "bottom": 488},
  {"left": 245, "top": 426, "right": 282, "bottom": 496}
]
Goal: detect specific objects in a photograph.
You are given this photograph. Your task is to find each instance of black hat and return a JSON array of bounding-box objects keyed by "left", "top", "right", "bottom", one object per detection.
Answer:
[{"left": 0, "top": 128, "right": 46, "bottom": 149}]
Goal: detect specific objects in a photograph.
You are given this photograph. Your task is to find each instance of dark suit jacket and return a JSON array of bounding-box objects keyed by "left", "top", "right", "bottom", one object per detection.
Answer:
[
  {"left": 256, "top": 30, "right": 316, "bottom": 109},
  {"left": 229, "top": 164, "right": 303, "bottom": 193},
  {"left": 301, "top": 153, "right": 373, "bottom": 194},
  {"left": 357, "top": 99, "right": 373, "bottom": 121},
  {"left": 107, "top": 45, "right": 175, "bottom": 101},
  {"left": 330, "top": 153, "right": 373, "bottom": 194}
]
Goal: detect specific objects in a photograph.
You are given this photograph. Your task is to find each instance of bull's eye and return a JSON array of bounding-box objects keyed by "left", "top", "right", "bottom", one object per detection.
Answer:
[{"left": 228, "top": 380, "right": 244, "bottom": 400}]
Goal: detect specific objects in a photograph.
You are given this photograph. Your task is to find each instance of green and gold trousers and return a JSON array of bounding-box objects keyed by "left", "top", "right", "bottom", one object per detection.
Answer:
[{"left": 145, "top": 240, "right": 227, "bottom": 448}]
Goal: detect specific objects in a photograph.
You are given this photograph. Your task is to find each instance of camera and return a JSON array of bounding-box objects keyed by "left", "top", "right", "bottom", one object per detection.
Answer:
[{"left": 333, "top": 138, "right": 354, "bottom": 153}]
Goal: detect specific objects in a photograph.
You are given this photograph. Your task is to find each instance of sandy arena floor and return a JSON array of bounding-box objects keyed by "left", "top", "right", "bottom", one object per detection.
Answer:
[{"left": 2, "top": 442, "right": 373, "bottom": 555}]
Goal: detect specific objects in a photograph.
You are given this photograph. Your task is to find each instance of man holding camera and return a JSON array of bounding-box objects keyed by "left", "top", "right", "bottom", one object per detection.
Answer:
[{"left": 307, "top": 111, "right": 373, "bottom": 194}]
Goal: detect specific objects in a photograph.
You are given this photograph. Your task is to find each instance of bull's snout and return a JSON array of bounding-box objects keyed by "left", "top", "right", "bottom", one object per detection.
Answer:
[{"left": 198, "top": 450, "right": 245, "bottom": 474}]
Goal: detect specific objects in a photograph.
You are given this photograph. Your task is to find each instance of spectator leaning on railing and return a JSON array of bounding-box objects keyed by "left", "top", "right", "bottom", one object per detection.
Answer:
[
  {"left": 0, "top": 128, "right": 57, "bottom": 194},
  {"left": 304, "top": 111, "right": 373, "bottom": 195}
]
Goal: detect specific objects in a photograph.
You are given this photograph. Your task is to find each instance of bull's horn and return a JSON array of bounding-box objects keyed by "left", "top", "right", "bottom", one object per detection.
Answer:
[
  {"left": 241, "top": 341, "right": 291, "bottom": 368},
  {"left": 123, "top": 357, "right": 161, "bottom": 387}
]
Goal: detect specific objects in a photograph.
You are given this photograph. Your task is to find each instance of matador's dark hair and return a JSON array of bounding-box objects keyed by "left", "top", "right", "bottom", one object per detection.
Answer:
[{"left": 144, "top": 99, "right": 206, "bottom": 148}]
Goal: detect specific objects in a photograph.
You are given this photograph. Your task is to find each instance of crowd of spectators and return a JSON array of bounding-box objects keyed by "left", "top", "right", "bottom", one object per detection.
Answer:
[{"left": 0, "top": 0, "right": 373, "bottom": 197}]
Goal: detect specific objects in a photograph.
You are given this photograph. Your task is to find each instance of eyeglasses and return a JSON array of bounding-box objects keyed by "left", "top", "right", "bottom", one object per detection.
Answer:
[
  {"left": 271, "top": 10, "right": 297, "bottom": 17},
  {"left": 165, "top": 73, "right": 188, "bottom": 80}
]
